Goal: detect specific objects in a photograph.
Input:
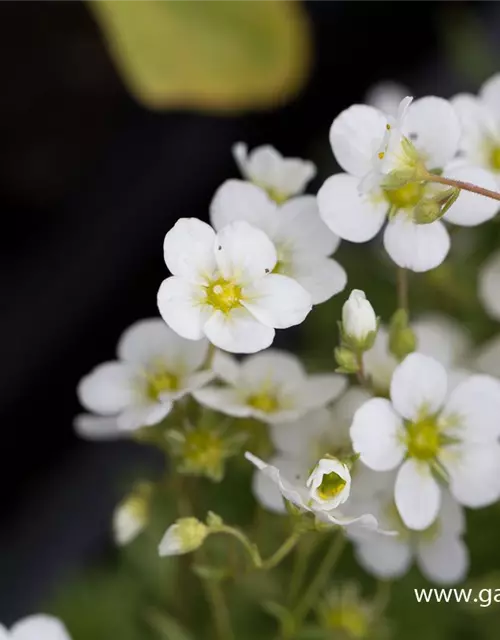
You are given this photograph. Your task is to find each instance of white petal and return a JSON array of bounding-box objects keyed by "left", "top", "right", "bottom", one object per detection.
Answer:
[
  {"left": 158, "top": 525, "right": 184, "bottom": 556},
  {"left": 74, "top": 414, "right": 123, "bottom": 440},
  {"left": 350, "top": 398, "right": 406, "bottom": 471},
  {"left": 239, "top": 349, "right": 304, "bottom": 392},
  {"left": 209, "top": 179, "right": 277, "bottom": 233},
  {"left": 441, "top": 375, "right": 500, "bottom": 442},
  {"left": 318, "top": 510, "right": 380, "bottom": 531},
  {"left": 157, "top": 276, "right": 208, "bottom": 340},
  {"left": 395, "top": 459, "right": 441, "bottom": 531},
  {"left": 291, "top": 255, "right": 347, "bottom": 305},
  {"left": 276, "top": 196, "right": 340, "bottom": 257},
  {"left": 11, "top": 615, "right": 71, "bottom": 640},
  {"left": 363, "top": 327, "right": 398, "bottom": 393},
  {"left": 203, "top": 308, "right": 275, "bottom": 354},
  {"left": 252, "top": 456, "right": 307, "bottom": 513},
  {"left": 117, "top": 402, "right": 172, "bottom": 431},
  {"left": 451, "top": 94, "right": 494, "bottom": 166},
  {"left": 390, "top": 353, "right": 447, "bottom": 421},
  {"left": 0, "top": 625, "right": 8, "bottom": 640},
  {"left": 403, "top": 97, "right": 461, "bottom": 169},
  {"left": 270, "top": 408, "right": 331, "bottom": 458},
  {"left": 77, "top": 362, "right": 138, "bottom": 415},
  {"left": 439, "top": 490, "right": 467, "bottom": 538},
  {"left": 297, "top": 374, "right": 348, "bottom": 411},
  {"left": 354, "top": 538, "right": 412, "bottom": 579},
  {"left": 215, "top": 221, "right": 276, "bottom": 284},
  {"left": 163, "top": 218, "right": 216, "bottom": 283},
  {"left": 383, "top": 215, "right": 450, "bottom": 272},
  {"left": 243, "top": 274, "right": 312, "bottom": 329},
  {"left": 118, "top": 318, "right": 209, "bottom": 373},
  {"left": 417, "top": 536, "right": 469, "bottom": 585},
  {"left": 443, "top": 164, "right": 499, "bottom": 226},
  {"left": 192, "top": 387, "right": 252, "bottom": 418},
  {"left": 317, "top": 173, "right": 387, "bottom": 243},
  {"left": 365, "top": 81, "right": 410, "bottom": 118},
  {"left": 211, "top": 350, "right": 241, "bottom": 385},
  {"left": 474, "top": 334, "right": 500, "bottom": 377},
  {"left": 245, "top": 452, "right": 310, "bottom": 510},
  {"left": 329, "top": 104, "right": 388, "bottom": 177},
  {"left": 413, "top": 313, "right": 471, "bottom": 368},
  {"left": 441, "top": 442, "right": 500, "bottom": 508},
  {"left": 480, "top": 72, "right": 500, "bottom": 113},
  {"left": 478, "top": 251, "right": 500, "bottom": 321}
]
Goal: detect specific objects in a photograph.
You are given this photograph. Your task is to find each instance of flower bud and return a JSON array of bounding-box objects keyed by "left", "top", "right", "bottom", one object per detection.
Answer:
[
  {"left": 113, "top": 482, "right": 153, "bottom": 546},
  {"left": 389, "top": 309, "right": 416, "bottom": 360},
  {"left": 159, "top": 517, "right": 209, "bottom": 557},
  {"left": 306, "top": 458, "right": 351, "bottom": 510},
  {"left": 342, "top": 290, "right": 377, "bottom": 350},
  {"left": 334, "top": 346, "right": 359, "bottom": 374},
  {"left": 413, "top": 199, "right": 442, "bottom": 225}
]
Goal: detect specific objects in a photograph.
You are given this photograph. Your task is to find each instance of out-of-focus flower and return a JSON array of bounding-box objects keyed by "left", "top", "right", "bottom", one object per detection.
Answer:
[
  {"left": 452, "top": 74, "right": 500, "bottom": 189},
  {"left": 479, "top": 250, "right": 500, "bottom": 320},
  {"left": 342, "top": 290, "right": 378, "bottom": 349},
  {"left": 348, "top": 469, "right": 469, "bottom": 585},
  {"left": 351, "top": 353, "right": 500, "bottom": 530},
  {"left": 193, "top": 350, "right": 346, "bottom": 424},
  {"left": 113, "top": 482, "right": 153, "bottom": 546},
  {"left": 232, "top": 142, "right": 316, "bottom": 203},
  {"left": 211, "top": 182, "right": 346, "bottom": 305},
  {"left": 318, "top": 96, "right": 497, "bottom": 272},
  {"left": 365, "top": 80, "right": 410, "bottom": 118},
  {"left": 75, "top": 318, "right": 213, "bottom": 437},
  {"left": 245, "top": 452, "right": 383, "bottom": 532},
  {"left": 157, "top": 218, "right": 311, "bottom": 353},
  {"left": 317, "top": 582, "right": 388, "bottom": 640},
  {"left": 159, "top": 518, "right": 209, "bottom": 556},
  {"left": 0, "top": 615, "right": 72, "bottom": 640}
]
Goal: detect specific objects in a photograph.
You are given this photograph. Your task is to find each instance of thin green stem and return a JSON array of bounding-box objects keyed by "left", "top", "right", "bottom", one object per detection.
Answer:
[
  {"left": 216, "top": 525, "right": 263, "bottom": 568},
  {"left": 425, "top": 172, "right": 500, "bottom": 202},
  {"left": 203, "top": 578, "right": 235, "bottom": 640},
  {"left": 355, "top": 351, "right": 367, "bottom": 388},
  {"left": 288, "top": 535, "right": 317, "bottom": 605},
  {"left": 374, "top": 579, "right": 392, "bottom": 615},
  {"left": 294, "top": 532, "right": 346, "bottom": 626},
  {"left": 397, "top": 267, "right": 409, "bottom": 313},
  {"left": 261, "top": 532, "right": 302, "bottom": 571}
]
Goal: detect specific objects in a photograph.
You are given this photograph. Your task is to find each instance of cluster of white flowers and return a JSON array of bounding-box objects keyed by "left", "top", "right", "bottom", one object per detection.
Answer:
[
  {"left": 73, "top": 72, "right": 500, "bottom": 598},
  {"left": 0, "top": 615, "right": 71, "bottom": 640}
]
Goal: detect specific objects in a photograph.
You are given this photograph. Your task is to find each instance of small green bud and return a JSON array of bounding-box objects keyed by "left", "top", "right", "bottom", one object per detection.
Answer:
[
  {"left": 334, "top": 346, "right": 359, "bottom": 374},
  {"left": 206, "top": 511, "right": 224, "bottom": 529},
  {"left": 413, "top": 199, "right": 442, "bottom": 224},
  {"left": 389, "top": 309, "right": 416, "bottom": 360},
  {"left": 159, "top": 517, "right": 209, "bottom": 556}
]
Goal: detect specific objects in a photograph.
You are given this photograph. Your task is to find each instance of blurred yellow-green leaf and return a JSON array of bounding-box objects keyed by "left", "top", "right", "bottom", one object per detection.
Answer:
[{"left": 88, "top": 0, "right": 312, "bottom": 113}]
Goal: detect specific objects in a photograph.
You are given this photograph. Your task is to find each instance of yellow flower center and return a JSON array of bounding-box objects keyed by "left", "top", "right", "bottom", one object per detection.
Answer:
[
  {"left": 316, "top": 471, "right": 346, "bottom": 500},
  {"left": 146, "top": 370, "right": 179, "bottom": 400},
  {"left": 489, "top": 146, "right": 500, "bottom": 172},
  {"left": 385, "top": 182, "right": 425, "bottom": 209},
  {"left": 183, "top": 429, "right": 225, "bottom": 474},
  {"left": 247, "top": 392, "right": 280, "bottom": 413},
  {"left": 406, "top": 417, "right": 440, "bottom": 461},
  {"left": 325, "top": 607, "right": 369, "bottom": 639},
  {"left": 204, "top": 278, "right": 242, "bottom": 314}
]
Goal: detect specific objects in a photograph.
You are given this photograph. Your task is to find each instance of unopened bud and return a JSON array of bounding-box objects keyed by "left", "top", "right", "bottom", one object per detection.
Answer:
[
  {"left": 413, "top": 199, "right": 442, "bottom": 224},
  {"left": 389, "top": 309, "right": 416, "bottom": 360},
  {"left": 113, "top": 482, "right": 153, "bottom": 546},
  {"left": 341, "top": 290, "right": 378, "bottom": 350},
  {"left": 334, "top": 346, "right": 359, "bottom": 374},
  {"left": 159, "top": 517, "right": 208, "bottom": 557}
]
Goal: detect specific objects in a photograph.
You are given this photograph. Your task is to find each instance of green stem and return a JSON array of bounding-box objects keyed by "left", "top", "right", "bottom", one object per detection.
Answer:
[
  {"left": 203, "top": 578, "right": 235, "bottom": 640},
  {"left": 374, "top": 579, "right": 392, "bottom": 615},
  {"left": 294, "top": 532, "right": 346, "bottom": 626},
  {"left": 355, "top": 351, "right": 367, "bottom": 388},
  {"left": 425, "top": 172, "right": 500, "bottom": 203},
  {"left": 397, "top": 267, "right": 409, "bottom": 313},
  {"left": 261, "top": 533, "right": 302, "bottom": 571},
  {"left": 216, "top": 525, "right": 263, "bottom": 567},
  {"left": 288, "top": 535, "right": 316, "bottom": 605}
]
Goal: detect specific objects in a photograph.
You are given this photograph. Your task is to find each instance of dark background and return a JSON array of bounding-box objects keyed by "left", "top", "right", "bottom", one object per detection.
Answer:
[{"left": 1, "top": 0, "right": 499, "bottom": 623}]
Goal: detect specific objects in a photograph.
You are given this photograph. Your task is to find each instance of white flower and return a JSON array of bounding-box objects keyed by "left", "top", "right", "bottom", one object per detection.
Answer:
[
  {"left": 159, "top": 518, "right": 208, "bottom": 556},
  {"left": 452, "top": 74, "right": 500, "bottom": 188},
  {"left": 210, "top": 181, "right": 346, "bottom": 305},
  {"left": 232, "top": 142, "right": 316, "bottom": 203},
  {"left": 479, "top": 250, "right": 500, "bottom": 320},
  {"left": 318, "top": 95, "right": 495, "bottom": 272},
  {"left": 365, "top": 80, "right": 410, "bottom": 118},
  {"left": 0, "top": 615, "right": 71, "bottom": 640},
  {"left": 351, "top": 353, "right": 500, "bottom": 531},
  {"left": 157, "top": 218, "right": 312, "bottom": 354},
  {"left": 75, "top": 318, "right": 214, "bottom": 437},
  {"left": 113, "top": 483, "right": 152, "bottom": 546},
  {"left": 254, "top": 389, "right": 371, "bottom": 514},
  {"left": 245, "top": 451, "right": 382, "bottom": 531},
  {"left": 342, "top": 289, "right": 377, "bottom": 345},
  {"left": 193, "top": 349, "right": 346, "bottom": 424},
  {"left": 348, "top": 469, "right": 469, "bottom": 585}
]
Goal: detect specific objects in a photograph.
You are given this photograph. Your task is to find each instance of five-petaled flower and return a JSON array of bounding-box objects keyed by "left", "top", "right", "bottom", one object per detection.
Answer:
[
  {"left": 157, "top": 218, "right": 312, "bottom": 354},
  {"left": 75, "top": 318, "right": 214, "bottom": 437},
  {"left": 193, "top": 349, "right": 346, "bottom": 424},
  {"left": 351, "top": 353, "right": 500, "bottom": 531}
]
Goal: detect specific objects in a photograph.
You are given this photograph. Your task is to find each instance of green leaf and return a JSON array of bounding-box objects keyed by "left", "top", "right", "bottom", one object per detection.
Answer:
[{"left": 88, "top": 0, "right": 311, "bottom": 112}]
